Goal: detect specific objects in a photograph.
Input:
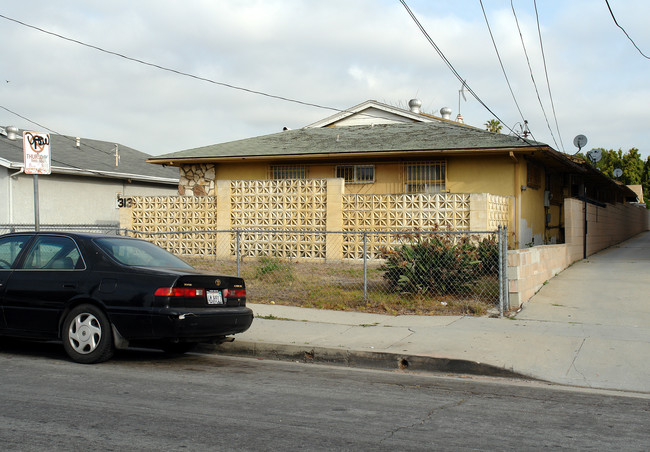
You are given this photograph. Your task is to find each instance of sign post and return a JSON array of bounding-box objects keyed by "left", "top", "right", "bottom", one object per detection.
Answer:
[{"left": 23, "top": 131, "right": 51, "bottom": 231}]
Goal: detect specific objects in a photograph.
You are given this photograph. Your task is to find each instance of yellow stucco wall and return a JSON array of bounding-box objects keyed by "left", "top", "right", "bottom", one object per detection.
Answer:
[
  {"left": 183, "top": 156, "right": 552, "bottom": 246},
  {"left": 447, "top": 155, "right": 514, "bottom": 196}
]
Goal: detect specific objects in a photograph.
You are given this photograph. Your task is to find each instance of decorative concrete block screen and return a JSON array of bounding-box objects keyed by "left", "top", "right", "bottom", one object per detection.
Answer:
[
  {"left": 487, "top": 194, "right": 510, "bottom": 231},
  {"left": 230, "top": 179, "right": 328, "bottom": 258},
  {"left": 342, "top": 193, "right": 471, "bottom": 259},
  {"left": 130, "top": 196, "right": 218, "bottom": 256},
  {"left": 124, "top": 179, "right": 511, "bottom": 260}
]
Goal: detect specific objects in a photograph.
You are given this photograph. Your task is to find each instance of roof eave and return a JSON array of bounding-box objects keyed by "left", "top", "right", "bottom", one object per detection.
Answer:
[
  {"left": 6, "top": 163, "right": 178, "bottom": 184},
  {"left": 148, "top": 145, "right": 550, "bottom": 166}
]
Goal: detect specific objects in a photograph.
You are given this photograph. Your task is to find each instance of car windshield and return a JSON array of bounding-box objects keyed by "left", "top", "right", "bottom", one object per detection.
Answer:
[{"left": 94, "top": 237, "right": 193, "bottom": 269}]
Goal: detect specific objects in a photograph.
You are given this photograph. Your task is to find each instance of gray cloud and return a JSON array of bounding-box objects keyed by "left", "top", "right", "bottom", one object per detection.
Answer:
[{"left": 1, "top": 0, "right": 649, "bottom": 159}]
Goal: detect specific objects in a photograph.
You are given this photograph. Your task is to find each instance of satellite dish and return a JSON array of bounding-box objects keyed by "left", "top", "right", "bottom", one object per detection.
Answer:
[
  {"left": 613, "top": 168, "right": 623, "bottom": 178},
  {"left": 573, "top": 134, "right": 588, "bottom": 151},
  {"left": 586, "top": 148, "right": 602, "bottom": 163}
]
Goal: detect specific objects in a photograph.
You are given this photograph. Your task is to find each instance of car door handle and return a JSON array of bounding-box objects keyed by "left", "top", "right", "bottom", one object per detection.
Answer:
[{"left": 63, "top": 283, "right": 77, "bottom": 289}]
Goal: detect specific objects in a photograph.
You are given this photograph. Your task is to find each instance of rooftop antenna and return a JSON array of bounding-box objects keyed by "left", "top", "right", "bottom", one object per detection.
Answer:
[{"left": 458, "top": 80, "right": 467, "bottom": 115}]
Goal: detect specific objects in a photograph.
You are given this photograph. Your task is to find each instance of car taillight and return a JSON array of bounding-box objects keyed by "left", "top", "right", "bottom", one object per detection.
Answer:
[
  {"left": 223, "top": 288, "right": 246, "bottom": 298},
  {"left": 154, "top": 287, "right": 205, "bottom": 297}
]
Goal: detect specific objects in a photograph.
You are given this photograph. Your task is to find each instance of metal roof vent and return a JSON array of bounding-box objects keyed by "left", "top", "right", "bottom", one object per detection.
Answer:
[
  {"left": 440, "top": 107, "right": 452, "bottom": 120},
  {"left": 6, "top": 125, "right": 19, "bottom": 140},
  {"left": 408, "top": 98, "right": 422, "bottom": 114},
  {"left": 76, "top": 137, "right": 81, "bottom": 148}
]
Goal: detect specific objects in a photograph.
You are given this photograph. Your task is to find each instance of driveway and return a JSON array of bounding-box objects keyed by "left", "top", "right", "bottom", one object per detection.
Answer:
[{"left": 515, "top": 230, "right": 650, "bottom": 392}]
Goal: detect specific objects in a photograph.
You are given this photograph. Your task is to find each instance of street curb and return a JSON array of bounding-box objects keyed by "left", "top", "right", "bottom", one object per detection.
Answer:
[{"left": 197, "top": 341, "right": 532, "bottom": 380}]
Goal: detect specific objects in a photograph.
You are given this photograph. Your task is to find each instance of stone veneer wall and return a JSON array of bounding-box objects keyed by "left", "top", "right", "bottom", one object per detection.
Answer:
[{"left": 179, "top": 164, "right": 216, "bottom": 196}]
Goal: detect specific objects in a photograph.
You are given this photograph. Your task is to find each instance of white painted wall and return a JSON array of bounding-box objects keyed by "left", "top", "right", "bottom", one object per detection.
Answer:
[
  {"left": 0, "top": 167, "right": 11, "bottom": 223},
  {"left": 4, "top": 171, "right": 177, "bottom": 225},
  {"left": 334, "top": 107, "right": 417, "bottom": 126}
]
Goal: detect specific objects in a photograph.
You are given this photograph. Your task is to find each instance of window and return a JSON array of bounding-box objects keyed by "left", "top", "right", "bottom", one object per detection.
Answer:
[
  {"left": 405, "top": 161, "right": 446, "bottom": 193},
  {"left": 271, "top": 165, "right": 307, "bottom": 180},
  {"left": 527, "top": 162, "right": 542, "bottom": 189},
  {"left": 21, "top": 236, "right": 83, "bottom": 270},
  {"left": 336, "top": 165, "right": 375, "bottom": 184},
  {"left": 95, "top": 237, "right": 192, "bottom": 269},
  {"left": 0, "top": 235, "right": 30, "bottom": 269}
]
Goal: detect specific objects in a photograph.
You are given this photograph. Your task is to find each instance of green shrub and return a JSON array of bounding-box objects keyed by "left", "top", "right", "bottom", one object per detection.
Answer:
[
  {"left": 380, "top": 234, "right": 488, "bottom": 295},
  {"left": 477, "top": 236, "right": 499, "bottom": 275}
]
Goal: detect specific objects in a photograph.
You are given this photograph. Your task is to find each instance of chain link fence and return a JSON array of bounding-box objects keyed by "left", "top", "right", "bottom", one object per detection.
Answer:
[
  {"left": 0, "top": 224, "right": 122, "bottom": 235},
  {"left": 0, "top": 224, "right": 509, "bottom": 315},
  {"left": 125, "top": 227, "right": 510, "bottom": 316}
]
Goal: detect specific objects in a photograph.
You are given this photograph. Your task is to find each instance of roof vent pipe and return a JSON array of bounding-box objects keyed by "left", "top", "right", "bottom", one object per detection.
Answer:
[
  {"left": 6, "top": 126, "right": 19, "bottom": 140},
  {"left": 408, "top": 98, "right": 422, "bottom": 114},
  {"left": 76, "top": 137, "right": 81, "bottom": 148},
  {"left": 456, "top": 114, "right": 464, "bottom": 124},
  {"left": 440, "top": 107, "right": 452, "bottom": 120}
]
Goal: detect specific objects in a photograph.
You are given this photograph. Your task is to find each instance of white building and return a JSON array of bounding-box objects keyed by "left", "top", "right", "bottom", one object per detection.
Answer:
[{"left": 1, "top": 126, "right": 178, "bottom": 228}]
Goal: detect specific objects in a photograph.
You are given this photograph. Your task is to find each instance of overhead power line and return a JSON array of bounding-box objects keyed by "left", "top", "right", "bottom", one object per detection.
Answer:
[
  {"left": 604, "top": 0, "right": 650, "bottom": 59},
  {"left": 0, "top": 13, "right": 343, "bottom": 114},
  {"left": 0, "top": 13, "right": 439, "bottom": 128},
  {"left": 398, "top": 0, "right": 525, "bottom": 140},
  {"left": 533, "top": 0, "right": 565, "bottom": 152},
  {"left": 479, "top": 1, "right": 527, "bottom": 125},
  {"left": 1, "top": 103, "right": 115, "bottom": 161},
  {"left": 510, "top": 0, "right": 560, "bottom": 150}
]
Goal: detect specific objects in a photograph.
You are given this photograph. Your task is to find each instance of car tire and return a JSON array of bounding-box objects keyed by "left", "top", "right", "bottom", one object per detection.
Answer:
[{"left": 62, "top": 304, "right": 114, "bottom": 364}]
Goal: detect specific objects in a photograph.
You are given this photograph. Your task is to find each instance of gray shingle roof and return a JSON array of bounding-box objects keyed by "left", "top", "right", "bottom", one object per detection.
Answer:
[
  {"left": 1, "top": 128, "right": 178, "bottom": 183},
  {"left": 151, "top": 121, "right": 548, "bottom": 162}
]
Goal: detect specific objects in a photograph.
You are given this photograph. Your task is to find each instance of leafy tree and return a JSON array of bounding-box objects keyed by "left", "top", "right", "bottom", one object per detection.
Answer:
[
  {"left": 484, "top": 119, "right": 502, "bottom": 134},
  {"left": 642, "top": 156, "right": 650, "bottom": 206},
  {"left": 587, "top": 148, "right": 649, "bottom": 207}
]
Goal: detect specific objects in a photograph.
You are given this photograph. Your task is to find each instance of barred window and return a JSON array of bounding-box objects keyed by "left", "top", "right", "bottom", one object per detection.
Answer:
[
  {"left": 336, "top": 165, "right": 375, "bottom": 183},
  {"left": 527, "top": 162, "right": 542, "bottom": 189},
  {"left": 270, "top": 165, "right": 307, "bottom": 180},
  {"left": 405, "top": 161, "right": 446, "bottom": 193}
]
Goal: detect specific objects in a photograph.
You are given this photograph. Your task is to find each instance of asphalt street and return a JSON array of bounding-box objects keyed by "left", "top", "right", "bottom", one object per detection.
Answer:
[{"left": 0, "top": 343, "right": 648, "bottom": 451}]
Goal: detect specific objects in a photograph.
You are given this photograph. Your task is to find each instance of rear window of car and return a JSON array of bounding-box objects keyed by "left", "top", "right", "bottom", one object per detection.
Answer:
[
  {"left": 94, "top": 237, "right": 193, "bottom": 269},
  {"left": 21, "top": 236, "right": 83, "bottom": 270}
]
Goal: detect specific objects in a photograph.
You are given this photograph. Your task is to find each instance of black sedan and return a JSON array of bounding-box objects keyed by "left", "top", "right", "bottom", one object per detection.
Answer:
[{"left": 0, "top": 232, "right": 253, "bottom": 363}]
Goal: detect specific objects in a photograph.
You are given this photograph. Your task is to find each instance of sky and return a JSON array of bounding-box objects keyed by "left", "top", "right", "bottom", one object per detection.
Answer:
[{"left": 1, "top": 0, "right": 649, "bottom": 159}]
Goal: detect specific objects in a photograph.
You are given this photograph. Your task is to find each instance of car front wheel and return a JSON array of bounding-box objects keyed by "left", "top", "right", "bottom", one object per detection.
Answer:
[{"left": 62, "top": 304, "right": 114, "bottom": 364}]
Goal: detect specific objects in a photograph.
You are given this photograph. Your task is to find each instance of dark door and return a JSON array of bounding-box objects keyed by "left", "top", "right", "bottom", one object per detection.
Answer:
[
  {"left": 0, "top": 235, "right": 33, "bottom": 330},
  {"left": 1, "top": 235, "right": 86, "bottom": 336}
]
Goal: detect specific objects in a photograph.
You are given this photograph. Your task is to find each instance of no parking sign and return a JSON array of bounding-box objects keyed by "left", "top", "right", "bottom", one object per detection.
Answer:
[{"left": 23, "top": 131, "right": 51, "bottom": 175}]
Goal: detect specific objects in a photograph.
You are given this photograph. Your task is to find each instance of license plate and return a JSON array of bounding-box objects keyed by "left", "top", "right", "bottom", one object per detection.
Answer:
[{"left": 206, "top": 290, "right": 224, "bottom": 305}]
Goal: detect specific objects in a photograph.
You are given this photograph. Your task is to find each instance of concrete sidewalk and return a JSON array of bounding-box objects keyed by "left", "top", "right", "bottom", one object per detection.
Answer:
[{"left": 212, "top": 231, "right": 650, "bottom": 394}]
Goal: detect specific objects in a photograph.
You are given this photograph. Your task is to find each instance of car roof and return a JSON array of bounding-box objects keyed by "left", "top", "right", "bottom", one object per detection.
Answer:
[{"left": 0, "top": 231, "right": 130, "bottom": 240}]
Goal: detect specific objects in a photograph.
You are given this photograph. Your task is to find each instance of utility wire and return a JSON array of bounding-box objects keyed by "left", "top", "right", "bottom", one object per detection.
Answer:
[
  {"left": 0, "top": 126, "right": 87, "bottom": 171},
  {"left": 510, "top": 0, "right": 560, "bottom": 150},
  {"left": 479, "top": 0, "right": 527, "bottom": 128},
  {"left": 398, "top": 0, "right": 526, "bottom": 140},
  {"left": 1, "top": 103, "right": 117, "bottom": 160},
  {"left": 533, "top": 0, "right": 565, "bottom": 152},
  {"left": 604, "top": 0, "right": 650, "bottom": 59},
  {"left": 0, "top": 13, "right": 345, "bottom": 115},
  {"left": 0, "top": 13, "right": 439, "bottom": 127}
]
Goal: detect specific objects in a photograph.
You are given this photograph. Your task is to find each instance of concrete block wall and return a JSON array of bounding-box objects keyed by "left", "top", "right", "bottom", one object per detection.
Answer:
[
  {"left": 508, "top": 198, "right": 649, "bottom": 308},
  {"left": 507, "top": 244, "right": 571, "bottom": 308}
]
